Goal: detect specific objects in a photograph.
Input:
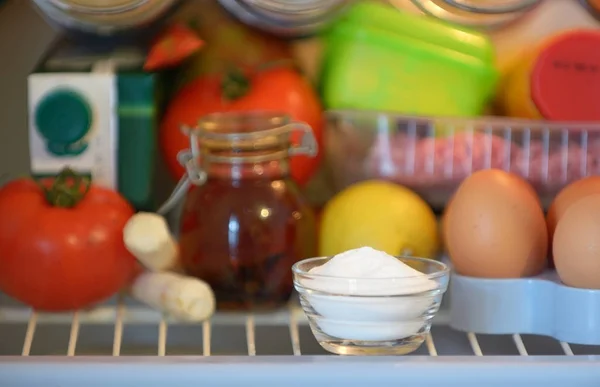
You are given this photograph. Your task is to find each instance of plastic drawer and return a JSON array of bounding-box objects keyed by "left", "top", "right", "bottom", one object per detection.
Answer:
[{"left": 324, "top": 110, "right": 600, "bottom": 209}]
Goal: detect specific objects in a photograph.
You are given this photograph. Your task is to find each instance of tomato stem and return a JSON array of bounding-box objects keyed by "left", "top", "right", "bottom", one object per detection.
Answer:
[
  {"left": 220, "top": 59, "right": 298, "bottom": 101},
  {"left": 36, "top": 167, "right": 91, "bottom": 208},
  {"left": 221, "top": 66, "right": 251, "bottom": 101}
]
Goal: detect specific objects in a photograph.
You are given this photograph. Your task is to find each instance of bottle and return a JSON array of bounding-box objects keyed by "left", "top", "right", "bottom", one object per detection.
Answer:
[{"left": 177, "top": 112, "right": 318, "bottom": 310}]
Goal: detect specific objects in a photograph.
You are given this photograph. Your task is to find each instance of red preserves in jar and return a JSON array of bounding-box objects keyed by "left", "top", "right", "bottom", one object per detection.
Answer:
[{"left": 178, "top": 112, "right": 318, "bottom": 310}]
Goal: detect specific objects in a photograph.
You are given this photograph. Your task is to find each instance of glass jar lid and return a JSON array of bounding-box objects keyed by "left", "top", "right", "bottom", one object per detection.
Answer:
[
  {"left": 405, "top": 0, "right": 541, "bottom": 30},
  {"left": 33, "top": 0, "right": 176, "bottom": 33},
  {"left": 443, "top": 0, "right": 541, "bottom": 14},
  {"left": 217, "top": 0, "right": 350, "bottom": 37},
  {"left": 47, "top": 0, "right": 149, "bottom": 14},
  {"left": 194, "top": 112, "right": 292, "bottom": 154},
  {"left": 181, "top": 111, "right": 318, "bottom": 167},
  {"left": 246, "top": 0, "right": 346, "bottom": 17}
]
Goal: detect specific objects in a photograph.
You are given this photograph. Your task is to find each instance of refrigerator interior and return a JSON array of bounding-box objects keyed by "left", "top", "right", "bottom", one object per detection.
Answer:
[{"left": 0, "top": 1, "right": 600, "bottom": 386}]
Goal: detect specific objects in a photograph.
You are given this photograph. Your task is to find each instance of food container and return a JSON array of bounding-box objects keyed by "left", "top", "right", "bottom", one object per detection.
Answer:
[
  {"left": 176, "top": 112, "right": 318, "bottom": 311},
  {"left": 28, "top": 44, "right": 158, "bottom": 211},
  {"left": 293, "top": 256, "right": 449, "bottom": 355},
  {"left": 450, "top": 270, "right": 600, "bottom": 345},
  {"left": 319, "top": 1, "right": 498, "bottom": 117},
  {"left": 31, "top": 0, "right": 178, "bottom": 36},
  {"left": 217, "top": 0, "right": 351, "bottom": 38},
  {"left": 499, "top": 29, "right": 600, "bottom": 121},
  {"left": 324, "top": 110, "right": 600, "bottom": 210},
  {"left": 402, "top": 0, "right": 541, "bottom": 30}
]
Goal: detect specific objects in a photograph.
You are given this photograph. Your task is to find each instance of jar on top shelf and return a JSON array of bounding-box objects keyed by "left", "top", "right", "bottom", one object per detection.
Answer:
[
  {"left": 177, "top": 112, "right": 317, "bottom": 311},
  {"left": 31, "top": 0, "right": 178, "bottom": 36},
  {"left": 498, "top": 29, "right": 600, "bottom": 121},
  {"left": 403, "top": 0, "right": 541, "bottom": 30},
  {"left": 217, "top": 0, "right": 351, "bottom": 38}
]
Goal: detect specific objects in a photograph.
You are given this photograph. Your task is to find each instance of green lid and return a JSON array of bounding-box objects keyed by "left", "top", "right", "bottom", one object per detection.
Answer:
[
  {"left": 35, "top": 89, "right": 92, "bottom": 145},
  {"left": 333, "top": 1, "right": 495, "bottom": 63}
]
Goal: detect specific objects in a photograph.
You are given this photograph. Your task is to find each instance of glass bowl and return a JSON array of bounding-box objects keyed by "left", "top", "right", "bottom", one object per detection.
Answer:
[{"left": 292, "top": 256, "right": 450, "bottom": 355}]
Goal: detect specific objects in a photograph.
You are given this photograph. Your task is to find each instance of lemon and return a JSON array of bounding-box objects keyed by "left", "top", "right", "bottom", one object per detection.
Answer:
[{"left": 319, "top": 180, "right": 440, "bottom": 259}]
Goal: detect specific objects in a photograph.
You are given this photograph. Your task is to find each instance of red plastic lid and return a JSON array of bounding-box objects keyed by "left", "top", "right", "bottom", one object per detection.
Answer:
[{"left": 531, "top": 30, "right": 600, "bottom": 121}]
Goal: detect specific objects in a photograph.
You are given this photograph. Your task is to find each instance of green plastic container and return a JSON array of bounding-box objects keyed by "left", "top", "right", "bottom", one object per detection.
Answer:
[{"left": 320, "top": 1, "right": 498, "bottom": 117}]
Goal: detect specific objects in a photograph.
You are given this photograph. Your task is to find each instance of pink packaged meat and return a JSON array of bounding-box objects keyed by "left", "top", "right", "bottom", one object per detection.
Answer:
[
  {"left": 325, "top": 111, "right": 600, "bottom": 208},
  {"left": 367, "top": 132, "right": 600, "bottom": 190}
]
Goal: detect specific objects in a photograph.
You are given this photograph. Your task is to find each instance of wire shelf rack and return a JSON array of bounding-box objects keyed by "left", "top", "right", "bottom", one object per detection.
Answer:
[{"left": 1, "top": 292, "right": 599, "bottom": 387}]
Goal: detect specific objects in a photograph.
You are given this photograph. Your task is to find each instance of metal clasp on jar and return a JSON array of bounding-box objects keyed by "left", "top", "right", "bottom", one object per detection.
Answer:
[{"left": 287, "top": 122, "right": 319, "bottom": 158}]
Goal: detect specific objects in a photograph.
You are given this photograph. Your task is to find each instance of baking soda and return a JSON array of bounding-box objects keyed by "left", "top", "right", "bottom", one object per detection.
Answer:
[
  {"left": 302, "top": 247, "right": 440, "bottom": 341},
  {"left": 308, "top": 247, "right": 437, "bottom": 295}
]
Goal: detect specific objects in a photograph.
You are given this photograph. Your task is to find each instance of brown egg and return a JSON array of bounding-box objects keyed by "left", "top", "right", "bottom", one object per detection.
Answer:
[
  {"left": 444, "top": 169, "right": 547, "bottom": 278},
  {"left": 547, "top": 177, "right": 600, "bottom": 266},
  {"left": 553, "top": 194, "right": 600, "bottom": 289}
]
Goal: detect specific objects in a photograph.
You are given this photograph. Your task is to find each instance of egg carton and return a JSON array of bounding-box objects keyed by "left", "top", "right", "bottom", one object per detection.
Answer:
[{"left": 449, "top": 270, "right": 600, "bottom": 345}]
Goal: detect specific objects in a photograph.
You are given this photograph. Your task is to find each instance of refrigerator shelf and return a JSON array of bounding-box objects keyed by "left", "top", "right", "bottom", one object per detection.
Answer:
[{"left": 0, "top": 294, "right": 599, "bottom": 387}]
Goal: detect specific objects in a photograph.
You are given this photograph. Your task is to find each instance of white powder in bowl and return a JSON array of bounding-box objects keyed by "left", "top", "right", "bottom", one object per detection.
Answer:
[
  {"left": 307, "top": 247, "right": 437, "bottom": 296},
  {"left": 300, "top": 247, "right": 444, "bottom": 342}
]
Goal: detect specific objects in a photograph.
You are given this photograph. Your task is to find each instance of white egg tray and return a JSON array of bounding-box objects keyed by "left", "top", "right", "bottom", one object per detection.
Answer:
[{"left": 449, "top": 270, "right": 600, "bottom": 345}]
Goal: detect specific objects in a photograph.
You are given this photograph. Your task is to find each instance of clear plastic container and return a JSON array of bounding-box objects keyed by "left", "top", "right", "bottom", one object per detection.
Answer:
[
  {"left": 293, "top": 256, "right": 449, "bottom": 355},
  {"left": 324, "top": 110, "right": 600, "bottom": 209}
]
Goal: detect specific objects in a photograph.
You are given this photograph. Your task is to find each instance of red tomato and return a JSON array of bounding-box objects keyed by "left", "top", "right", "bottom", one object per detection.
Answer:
[
  {"left": 160, "top": 65, "right": 323, "bottom": 186},
  {"left": 0, "top": 170, "right": 137, "bottom": 311}
]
